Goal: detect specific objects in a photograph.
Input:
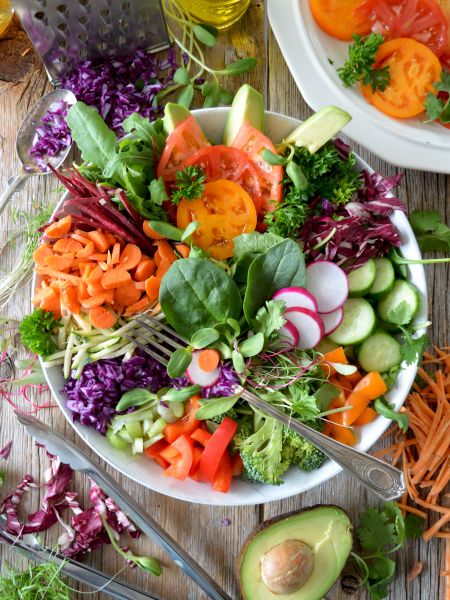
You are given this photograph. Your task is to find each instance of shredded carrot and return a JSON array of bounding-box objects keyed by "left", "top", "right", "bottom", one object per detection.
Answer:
[{"left": 446, "top": 538, "right": 450, "bottom": 600}]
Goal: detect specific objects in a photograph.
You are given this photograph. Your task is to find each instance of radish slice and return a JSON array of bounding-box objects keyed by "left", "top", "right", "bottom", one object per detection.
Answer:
[
  {"left": 320, "top": 307, "right": 344, "bottom": 336},
  {"left": 284, "top": 307, "right": 324, "bottom": 350},
  {"left": 278, "top": 320, "right": 300, "bottom": 346},
  {"left": 186, "top": 350, "right": 221, "bottom": 387},
  {"left": 272, "top": 286, "right": 318, "bottom": 312},
  {"left": 306, "top": 261, "right": 348, "bottom": 314}
]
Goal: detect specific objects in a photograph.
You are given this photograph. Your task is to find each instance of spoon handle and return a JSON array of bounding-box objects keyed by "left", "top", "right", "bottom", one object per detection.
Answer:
[{"left": 0, "top": 171, "right": 30, "bottom": 216}]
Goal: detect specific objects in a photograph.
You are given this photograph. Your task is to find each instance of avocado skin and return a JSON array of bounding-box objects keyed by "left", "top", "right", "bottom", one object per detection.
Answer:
[{"left": 238, "top": 505, "right": 353, "bottom": 600}]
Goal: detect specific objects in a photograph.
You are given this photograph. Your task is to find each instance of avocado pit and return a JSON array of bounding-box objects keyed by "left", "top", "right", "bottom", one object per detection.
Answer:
[{"left": 260, "top": 539, "right": 314, "bottom": 594}]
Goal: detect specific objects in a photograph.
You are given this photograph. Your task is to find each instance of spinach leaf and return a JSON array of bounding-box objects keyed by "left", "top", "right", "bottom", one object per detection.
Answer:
[
  {"left": 233, "top": 231, "right": 284, "bottom": 259},
  {"left": 160, "top": 258, "right": 242, "bottom": 338},
  {"left": 243, "top": 239, "right": 306, "bottom": 323},
  {"left": 67, "top": 101, "right": 116, "bottom": 169}
]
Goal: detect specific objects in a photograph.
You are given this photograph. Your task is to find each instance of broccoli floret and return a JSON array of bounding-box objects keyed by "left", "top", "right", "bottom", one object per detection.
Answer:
[
  {"left": 209, "top": 408, "right": 238, "bottom": 424},
  {"left": 281, "top": 427, "right": 327, "bottom": 472},
  {"left": 236, "top": 418, "right": 289, "bottom": 485}
]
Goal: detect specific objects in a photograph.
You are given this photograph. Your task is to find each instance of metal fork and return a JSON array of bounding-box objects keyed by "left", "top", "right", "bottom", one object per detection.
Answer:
[{"left": 126, "top": 314, "right": 406, "bottom": 501}]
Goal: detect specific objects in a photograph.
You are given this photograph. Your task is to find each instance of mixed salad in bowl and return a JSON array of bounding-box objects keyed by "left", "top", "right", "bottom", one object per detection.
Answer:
[{"left": 22, "top": 84, "right": 427, "bottom": 499}]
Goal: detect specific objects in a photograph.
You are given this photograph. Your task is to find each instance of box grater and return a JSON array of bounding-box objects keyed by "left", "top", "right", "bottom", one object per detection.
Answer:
[{"left": 11, "top": 0, "right": 171, "bottom": 85}]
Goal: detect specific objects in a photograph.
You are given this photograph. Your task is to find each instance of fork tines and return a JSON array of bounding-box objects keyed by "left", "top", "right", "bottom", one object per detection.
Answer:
[{"left": 124, "top": 313, "right": 188, "bottom": 367}]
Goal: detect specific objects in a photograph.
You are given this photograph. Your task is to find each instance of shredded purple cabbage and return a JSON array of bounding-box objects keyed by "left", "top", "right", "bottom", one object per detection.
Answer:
[
  {"left": 301, "top": 170, "right": 406, "bottom": 271},
  {"left": 30, "top": 49, "right": 177, "bottom": 168},
  {"left": 202, "top": 363, "right": 240, "bottom": 399},
  {"left": 64, "top": 350, "right": 174, "bottom": 434},
  {"left": 0, "top": 440, "right": 12, "bottom": 460}
]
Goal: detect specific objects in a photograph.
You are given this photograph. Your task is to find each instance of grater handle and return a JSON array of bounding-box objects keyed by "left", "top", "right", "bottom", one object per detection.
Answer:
[{"left": 0, "top": 171, "right": 30, "bottom": 216}]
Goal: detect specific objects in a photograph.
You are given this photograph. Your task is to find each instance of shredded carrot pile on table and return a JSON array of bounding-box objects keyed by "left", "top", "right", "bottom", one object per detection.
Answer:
[{"left": 376, "top": 346, "right": 450, "bottom": 596}]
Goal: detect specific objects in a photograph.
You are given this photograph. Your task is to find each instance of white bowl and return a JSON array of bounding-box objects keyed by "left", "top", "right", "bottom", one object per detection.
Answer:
[
  {"left": 268, "top": 0, "right": 450, "bottom": 173},
  {"left": 41, "top": 108, "right": 427, "bottom": 506}
]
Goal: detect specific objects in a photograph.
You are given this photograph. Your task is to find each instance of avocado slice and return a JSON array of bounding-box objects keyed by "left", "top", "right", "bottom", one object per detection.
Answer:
[
  {"left": 238, "top": 505, "right": 353, "bottom": 600},
  {"left": 282, "top": 106, "right": 351, "bottom": 154},
  {"left": 163, "top": 102, "right": 191, "bottom": 135},
  {"left": 223, "top": 84, "right": 264, "bottom": 146}
]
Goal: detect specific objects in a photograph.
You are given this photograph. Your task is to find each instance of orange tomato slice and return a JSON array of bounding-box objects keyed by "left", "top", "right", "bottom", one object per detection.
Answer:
[
  {"left": 310, "top": 0, "right": 371, "bottom": 41},
  {"left": 361, "top": 38, "right": 442, "bottom": 118},
  {"left": 177, "top": 179, "right": 257, "bottom": 260}
]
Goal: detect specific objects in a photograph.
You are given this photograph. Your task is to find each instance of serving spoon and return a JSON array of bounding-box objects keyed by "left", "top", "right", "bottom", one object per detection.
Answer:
[{"left": 0, "top": 88, "right": 76, "bottom": 217}]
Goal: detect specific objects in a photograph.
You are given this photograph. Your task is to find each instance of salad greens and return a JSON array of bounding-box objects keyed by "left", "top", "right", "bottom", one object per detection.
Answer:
[
  {"left": 410, "top": 209, "right": 450, "bottom": 253},
  {"left": 19, "top": 308, "right": 61, "bottom": 357},
  {"left": 337, "top": 33, "right": 391, "bottom": 93},
  {"left": 170, "top": 165, "right": 206, "bottom": 205},
  {"left": 0, "top": 561, "right": 71, "bottom": 600},
  {"left": 424, "top": 70, "right": 450, "bottom": 125}
]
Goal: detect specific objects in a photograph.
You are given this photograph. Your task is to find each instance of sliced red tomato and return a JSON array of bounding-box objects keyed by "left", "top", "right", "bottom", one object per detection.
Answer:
[
  {"left": 157, "top": 115, "right": 210, "bottom": 183},
  {"left": 310, "top": 0, "right": 372, "bottom": 41},
  {"left": 356, "top": 0, "right": 449, "bottom": 56},
  {"left": 182, "top": 145, "right": 262, "bottom": 213},
  {"left": 231, "top": 123, "right": 283, "bottom": 214}
]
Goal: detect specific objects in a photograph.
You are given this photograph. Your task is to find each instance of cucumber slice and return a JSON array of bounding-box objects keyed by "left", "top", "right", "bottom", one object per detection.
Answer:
[
  {"left": 328, "top": 298, "right": 376, "bottom": 346},
  {"left": 357, "top": 331, "right": 401, "bottom": 373},
  {"left": 367, "top": 258, "right": 395, "bottom": 300},
  {"left": 348, "top": 259, "right": 376, "bottom": 297},
  {"left": 316, "top": 338, "right": 339, "bottom": 354},
  {"left": 125, "top": 421, "right": 143, "bottom": 439},
  {"left": 106, "top": 428, "right": 129, "bottom": 450},
  {"left": 377, "top": 280, "right": 420, "bottom": 326}
]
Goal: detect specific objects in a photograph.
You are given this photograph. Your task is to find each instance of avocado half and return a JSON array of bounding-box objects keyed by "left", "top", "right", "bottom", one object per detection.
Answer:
[{"left": 238, "top": 505, "right": 353, "bottom": 600}]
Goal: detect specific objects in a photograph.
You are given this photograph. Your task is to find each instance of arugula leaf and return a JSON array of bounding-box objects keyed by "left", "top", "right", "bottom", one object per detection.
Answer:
[
  {"left": 337, "top": 34, "right": 390, "bottom": 92},
  {"left": 374, "top": 398, "right": 409, "bottom": 432},
  {"left": 253, "top": 300, "right": 286, "bottom": 340},
  {"left": 170, "top": 166, "right": 206, "bottom": 205},
  {"left": 19, "top": 308, "right": 60, "bottom": 357},
  {"left": 67, "top": 101, "right": 116, "bottom": 168},
  {"left": 424, "top": 70, "right": 450, "bottom": 124},
  {"left": 410, "top": 209, "right": 450, "bottom": 253},
  {"left": 400, "top": 330, "right": 428, "bottom": 366},
  {"left": 122, "top": 113, "right": 166, "bottom": 154},
  {"left": 150, "top": 177, "right": 169, "bottom": 206}
]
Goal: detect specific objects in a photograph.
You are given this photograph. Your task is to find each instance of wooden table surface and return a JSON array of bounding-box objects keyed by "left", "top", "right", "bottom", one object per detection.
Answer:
[{"left": 0, "top": 3, "right": 449, "bottom": 599}]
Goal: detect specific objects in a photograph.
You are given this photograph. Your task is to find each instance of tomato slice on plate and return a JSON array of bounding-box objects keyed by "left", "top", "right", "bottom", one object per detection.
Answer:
[
  {"left": 361, "top": 38, "right": 442, "bottom": 118},
  {"left": 309, "top": 0, "right": 372, "bottom": 41},
  {"left": 157, "top": 115, "right": 210, "bottom": 183},
  {"left": 356, "top": 0, "right": 449, "bottom": 56},
  {"left": 176, "top": 179, "right": 257, "bottom": 260},
  {"left": 182, "top": 145, "right": 262, "bottom": 213},
  {"left": 231, "top": 123, "right": 283, "bottom": 213}
]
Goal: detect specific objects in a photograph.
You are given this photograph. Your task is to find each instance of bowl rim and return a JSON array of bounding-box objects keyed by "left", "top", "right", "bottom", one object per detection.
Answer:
[
  {"left": 267, "top": 0, "right": 450, "bottom": 174},
  {"left": 38, "top": 107, "right": 428, "bottom": 506}
]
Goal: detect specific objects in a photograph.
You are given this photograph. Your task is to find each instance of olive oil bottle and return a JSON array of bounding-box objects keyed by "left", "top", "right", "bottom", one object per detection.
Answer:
[{"left": 179, "top": 0, "right": 251, "bottom": 28}]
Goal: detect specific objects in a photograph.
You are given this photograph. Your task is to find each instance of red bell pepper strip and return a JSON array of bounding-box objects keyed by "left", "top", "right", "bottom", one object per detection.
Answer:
[
  {"left": 197, "top": 417, "right": 238, "bottom": 483},
  {"left": 163, "top": 434, "right": 194, "bottom": 480},
  {"left": 190, "top": 428, "right": 212, "bottom": 447},
  {"left": 164, "top": 396, "right": 200, "bottom": 443},
  {"left": 159, "top": 445, "right": 180, "bottom": 463},
  {"left": 212, "top": 451, "right": 232, "bottom": 493},
  {"left": 189, "top": 446, "right": 203, "bottom": 477},
  {"left": 153, "top": 455, "right": 169, "bottom": 469},
  {"left": 231, "top": 453, "right": 244, "bottom": 477},
  {"left": 144, "top": 438, "right": 168, "bottom": 459}
]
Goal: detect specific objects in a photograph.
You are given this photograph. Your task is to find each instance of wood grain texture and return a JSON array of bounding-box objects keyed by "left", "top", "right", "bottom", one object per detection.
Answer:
[{"left": 0, "top": 1, "right": 448, "bottom": 598}]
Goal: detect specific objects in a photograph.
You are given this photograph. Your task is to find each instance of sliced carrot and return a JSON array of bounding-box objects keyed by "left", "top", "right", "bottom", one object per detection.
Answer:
[
  {"left": 33, "top": 245, "right": 54, "bottom": 266},
  {"left": 197, "top": 349, "right": 220, "bottom": 372},
  {"left": 87, "top": 230, "right": 109, "bottom": 252},
  {"left": 40, "top": 291, "right": 61, "bottom": 315},
  {"left": 61, "top": 285, "right": 81, "bottom": 314},
  {"left": 44, "top": 216, "right": 72, "bottom": 239},
  {"left": 135, "top": 281, "right": 146, "bottom": 290},
  {"left": 157, "top": 239, "right": 177, "bottom": 263},
  {"left": 79, "top": 263, "right": 96, "bottom": 278},
  {"left": 114, "top": 283, "right": 142, "bottom": 307},
  {"left": 119, "top": 244, "right": 142, "bottom": 271},
  {"left": 88, "top": 264, "right": 104, "bottom": 283},
  {"left": 124, "top": 296, "right": 152, "bottom": 316},
  {"left": 145, "top": 276, "right": 161, "bottom": 302},
  {"left": 353, "top": 406, "right": 377, "bottom": 426},
  {"left": 134, "top": 258, "right": 155, "bottom": 281},
  {"left": 88, "top": 305, "right": 117, "bottom": 329},
  {"left": 101, "top": 268, "right": 132, "bottom": 290},
  {"left": 87, "top": 281, "right": 105, "bottom": 296},
  {"left": 33, "top": 286, "right": 57, "bottom": 306},
  {"left": 88, "top": 253, "right": 108, "bottom": 262},
  {"left": 77, "top": 280, "right": 89, "bottom": 300},
  {"left": 156, "top": 258, "right": 172, "bottom": 278},
  {"left": 71, "top": 232, "right": 92, "bottom": 246},
  {"left": 154, "top": 251, "right": 162, "bottom": 267},
  {"left": 80, "top": 294, "right": 106, "bottom": 309},
  {"left": 143, "top": 220, "right": 165, "bottom": 240},
  {"left": 115, "top": 303, "right": 125, "bottom": 318},
  {"left": 111, "top": 243, "right": 121, "bottom": 265},
  {"left": 104, "top": 232, "right": 117, "bottom": 247},
  {"left": 175, "top": 243, "right": 190, "bottom": 258},
  {"left": 353, "top": 371, "right": 388, "bottom": 400},
  {"left": 35, "top": 268, "right": 81, "bottom": 284},
  {"left": 53, "top": 238, "right": 83, "bottom": 254},
  {"left": 44, "top": 253, "right": 74, "bottom": 271},
  {"left": 329, "top": 423, "right": 357, "bottom": 446}
]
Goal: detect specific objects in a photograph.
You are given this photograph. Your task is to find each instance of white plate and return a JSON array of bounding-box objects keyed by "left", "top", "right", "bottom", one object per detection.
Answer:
[
  {"left": 268, "top": 0, "right": 450, "bottom": 173},
  {"left": 40, "top": 108, "right": 427, "bottom": 506}
]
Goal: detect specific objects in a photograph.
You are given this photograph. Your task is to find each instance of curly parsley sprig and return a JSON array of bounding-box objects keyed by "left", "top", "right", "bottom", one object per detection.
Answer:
[
  {"left": 19, "top": 308, "right": 61, "bottom": 357},
  {"left": 170, "top": 165, "right": 206, "bottom": 205},
  {"left": 337, "top": 34, "right": 390, "bottom": 93}
]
